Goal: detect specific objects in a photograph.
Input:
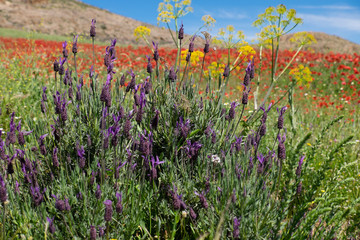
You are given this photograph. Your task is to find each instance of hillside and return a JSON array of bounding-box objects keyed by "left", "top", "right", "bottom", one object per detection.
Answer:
[
  {"left": 0, "top": 0, "right": 360, "bottom": 53},
  {"left": 0, "top": 0, "right": 175, "bottom": 45},
  {"left": 280, "top": 32, "right": 360, "bottom": 54}
]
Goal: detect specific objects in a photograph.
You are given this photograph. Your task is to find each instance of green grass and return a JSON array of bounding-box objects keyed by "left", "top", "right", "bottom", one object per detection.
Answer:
[{"left": 0, "top": 27, "right": 107, "bottom": 45}]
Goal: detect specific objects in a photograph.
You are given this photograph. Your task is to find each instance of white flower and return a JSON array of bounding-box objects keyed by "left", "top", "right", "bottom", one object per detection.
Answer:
[{"left": 211, "top": 154, "right": 221, "bottom": 164}]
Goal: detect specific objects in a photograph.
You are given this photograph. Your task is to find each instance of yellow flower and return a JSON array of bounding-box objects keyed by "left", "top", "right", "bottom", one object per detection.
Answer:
[
  {"left": 205, "top": 61, "right": 225, "bottom": 78},
  {"left": 202, "top": 15, "right": 216, "bottom": 27},
  {"left": 253, "top": 4, "right": 303, "bottom": 41},
  {"left": 180, "top": 50, "right": 204, "bottom": 65},
  {"left": 226, "top": 25, "right": 235, "bottom": 32},
  {"left": 289, "top": 64, "right": 313, "bottom": 87},
  {"left": 157, "top": 0, "right": 193, "bottom": 24},
  {"left": 290, "top": 31, "right": 317, "bottom": 47},
  {"left": 157, "top": 10, "right": 175, "bottom": 23},
  {"left": 238, "top": 45, "right": 256, "bottom": 58},
  {"left": 133, "top": 26, "right": 151, "bottom": 41}
]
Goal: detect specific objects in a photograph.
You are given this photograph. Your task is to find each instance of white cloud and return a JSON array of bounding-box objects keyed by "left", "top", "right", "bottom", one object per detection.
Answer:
[
  {"left": 298, "top": 5, "right": 356, "bottom": 10},
  {"left": 299, "top": 13, "right": 360, "bottom": 32},
  {"left": 217, "top": 9, "right": 247, "bottom": 20}
]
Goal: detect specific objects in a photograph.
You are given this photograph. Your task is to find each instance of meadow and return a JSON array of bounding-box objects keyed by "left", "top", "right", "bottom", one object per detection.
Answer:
[{"left": 0, "top": 2, "right": 359, "bottom": 239}]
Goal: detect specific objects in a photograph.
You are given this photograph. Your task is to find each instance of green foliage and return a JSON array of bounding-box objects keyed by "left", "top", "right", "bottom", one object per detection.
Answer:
[{"left": 0, "top": 4, "right": 359, "bottom": 240}]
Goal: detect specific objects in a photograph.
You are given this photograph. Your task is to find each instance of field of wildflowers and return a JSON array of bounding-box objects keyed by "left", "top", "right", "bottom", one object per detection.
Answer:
[{"left": 0, "top": 1, "right": 359, "bottom": 239}]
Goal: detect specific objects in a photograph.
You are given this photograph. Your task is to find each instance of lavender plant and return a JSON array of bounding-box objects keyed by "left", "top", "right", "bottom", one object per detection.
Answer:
[{"left": 0, "top": 7, "right": 358, "bottom": 240}]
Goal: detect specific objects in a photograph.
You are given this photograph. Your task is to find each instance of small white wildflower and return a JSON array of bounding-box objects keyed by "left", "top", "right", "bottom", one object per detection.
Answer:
[
  {"left": 181, "top": 210, "right": 187, "bottom": 218},
  {"left": 211, "top": 154, "right": 221, "bottom": 164},
  {"left": 15, "top": 116, "right": 21, "bottom": 119},
  {"left": 33, "top": 117, "right": 37, "bottom": 121},
  {"left": 223, "top": 102, "right": 229, "bottom": 106}
]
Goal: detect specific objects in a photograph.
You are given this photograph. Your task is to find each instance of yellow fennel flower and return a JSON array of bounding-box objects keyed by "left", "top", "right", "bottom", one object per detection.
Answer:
[
  {"left": 289, "top": 64, "right": 313, "bottom": 87},
  {"left": 133, "top": 26, "right": 151, "bottom": 41}
]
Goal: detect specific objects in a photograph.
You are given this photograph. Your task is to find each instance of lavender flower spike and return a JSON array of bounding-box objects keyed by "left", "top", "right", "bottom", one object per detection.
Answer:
[
  {"left": 0, "top": 174, "right": 7, "bottom": 203},
  {"left": 223, "top": 64, "right": 230, "bottom": 78},
  {"left": 116, "top": 192, "right": 123, "bottom": 214},
  {"left": 62, "top": 41, "right": 68, "bottom": 58},
  {"left": 152, "top": 41, "right": 159, "bottom": 62},
  {"left": 296, "top": 155, "right": 305, "bottom": 177},
  {"left": 233, "top": 217, "right": 241, "bottom": 239},
  {"left": 90, "top": 19, "right": 96, "bottom": 38},
  {"left": 277, "top": 106, "right": 287, "bottom": 129},
  {"left": 103, "top": 200, "right": 113, "bottom": 222},
  {"left": 72, "top": 35, "right": 78, "bottom": 54},
  {"left": 47, "top": 217, "right": 56, "bottom": 234}
]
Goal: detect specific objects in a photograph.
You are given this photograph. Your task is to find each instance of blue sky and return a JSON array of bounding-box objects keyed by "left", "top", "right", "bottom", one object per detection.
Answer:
[{"left": 80, "top": 0, "right": 360, "bottom": 44}]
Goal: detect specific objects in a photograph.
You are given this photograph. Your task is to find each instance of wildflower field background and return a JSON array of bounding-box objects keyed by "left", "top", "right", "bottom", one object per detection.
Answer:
[{"left": 0, "top": 0, "right": 359, "bottom": 239}]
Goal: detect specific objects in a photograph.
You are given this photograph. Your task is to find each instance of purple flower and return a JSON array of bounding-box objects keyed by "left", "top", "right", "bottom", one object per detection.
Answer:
[
  {"left": 168, "top": 66, "right": 177, "bottom": 82},
  {"left": 146, "top": 55, "right": 153, "bottom": 74},
  {"left": 241, "top": 85, "right": 251, "bottom": 105},
  {"left": 103, "top": 200, "right": 113, "bottom": 221},
  {"left": 257, "top": 154, "right": 266, "bottom": 174},
  {"left": 233, "top": 217, "right": 241, "bottom": 239},
  {"left": 184, "top": 140, "right": 202, "bottom": 163},
  {"left": 260, "top": 103, "right": 272, "bottom": 123},
  {"left": 76, "top": 192, "right": 83, "bottom": 201},
  {"left": 58, "top": 57, "right": 66, "bottom": 76},
  {"left": 98, "top": 226, "right": 105, "bottom": 237},
  {"left": 115, "top": 192, "right": 123, "bottom": 214},
  {"left": 243, "top": 60, "right": 252, "bottom": 86},
  {"left": 47, "top": 217, "right": 56, "bottom": 234},
  {"left": 90, "top": 19, "right": 96, "bottom": 38},
  {"left": 62, "top": 41, "right": 68, "bottom": 58},
  {"left": 297, "top": 181, "right": 302, "bottom": 195},
  {"left": 16, "top": 120, "right": 32, "bottom": 146},
  {"left": 195, "top": 191, "right": 209, "bottom": 209},
  {"left": 95, "top": 184, "right": 101, "bottom": 199},
  {"left": 0, "top": 174, "right": 7, "bottom": 203},
  {"left": 188, "top": 35, "right": 196, "bottom": 53},
  {"left": 90, "top": 225, "right": 97, "bottom": 240},
  {"left": 151, "top": 110, "right": 160, "bottom": 130},
  {"left": 277, "top": 106, "right": 287, "bottom": 129},
  {"left": 72, "top": 35, "right": 78, "bottom": 54},
  {"left": 277, "top": 133, "right": 286, "bottom": 160},
  {"left": 100, "top": 80, "right": 111, "bottom": 107},
  {"left": 120, "top": 74, "right": 126, "bottom": 86},
  {"left": 30, "top": 186, "right": 44, "bottom": 206},
  {"left": 152, "top": 41, "right": 159, "bottom": 62},
  {"left": 39, "top": 134, "right": 48, "bottom": 156},
  {"left": 42, "top": 86, "right": 48, "bottom": 101},
  {"left": 178, "top": 24, "right": 184, "bottom": 40},
  {"left": 189, "top": 207, "right": 197, "bottom": 219},
  {"left": 176, "top": 117, "right": 191, "bottom": 139},
  {"left": 296, "top": 155, "right": 305, "bottom": 177},
  {"left": 126, "top": 69, "right": 136, "bottom": 92},
  {"left": 149, "top": 155, "right": 164, "bottom": 181},
  {"left": 77, "top": 145, "right": 86, "bottom": 168},
  {"left": 250, "top": 57, "right": 255, "bottom": 79},
  {"left": 228, "top": 101, "right": 238, "bottom": 121},
  {"left": 53, "top": 59, "right": 59, "bottom": 72},
  {"left": 123, "top": 117, "right": 132, "bottom": 139},
  {"left": 52, "top": 194, "right": 66, "bottom": 212},
  {"left": 223, "top": 64, "right": 230, "bottom": 78},
  {"left": 170, "top": 186, "right": 187, "bottom": 210},
  {"left": 203, "top": 35, "right": 211, "bottom": 54},
  {"left": 52, "top": 147, "right": 59, "bottom": 168}
]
